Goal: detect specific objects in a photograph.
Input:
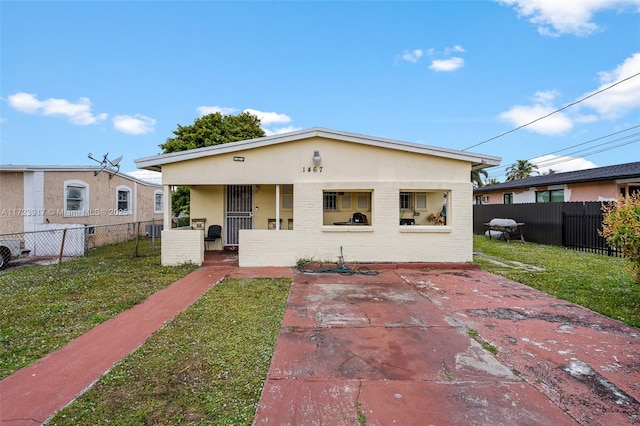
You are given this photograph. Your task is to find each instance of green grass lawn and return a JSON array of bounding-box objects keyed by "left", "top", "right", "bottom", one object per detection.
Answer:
[
  {"left": 2, "top": 236, "right": 637, "bottom": 425},
  {"left": 473, "top": 235, "right": 640, "bottom": 327},
  {"left": 0, "top": 239, "right": 198, "bottom": 379},
  {"left": 48, "top": 277, "right": 290, "bottom": 425}
]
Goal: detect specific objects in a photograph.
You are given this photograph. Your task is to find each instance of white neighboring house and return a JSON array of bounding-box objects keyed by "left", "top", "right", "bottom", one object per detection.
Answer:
[
  {"left": 0, "top": 165, "right": 164, "bottom": 256},
  {"left": 135, "top": 128, "right": 500, "bottom": 267}
]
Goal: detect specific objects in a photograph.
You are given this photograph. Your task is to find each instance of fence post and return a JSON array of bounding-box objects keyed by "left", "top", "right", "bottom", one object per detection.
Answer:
[
  {"left": 151, "top": 218, "right": 156, "bottom": 254},
  {"left": 135, "top": 222, "right": 140, "bottom": 257},
  {"left": 57, "top": 228, "right": 67, "bottom": 273}
]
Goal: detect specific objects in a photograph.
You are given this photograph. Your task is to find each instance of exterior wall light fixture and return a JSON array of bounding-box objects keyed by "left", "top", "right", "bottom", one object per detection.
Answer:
[{"left": 313, "top": 150, "right": 321, "bottom": 166}]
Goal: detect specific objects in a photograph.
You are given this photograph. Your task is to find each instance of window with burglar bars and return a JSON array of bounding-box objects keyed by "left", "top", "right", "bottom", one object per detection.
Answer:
[{"left": 323, "top": 192, "right": 337, "bottom": 211}]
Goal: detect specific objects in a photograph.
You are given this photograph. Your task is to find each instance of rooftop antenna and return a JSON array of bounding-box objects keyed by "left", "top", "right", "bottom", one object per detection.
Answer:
[{"left": 88, "top": 152, "right": 122, "bottom": 177}]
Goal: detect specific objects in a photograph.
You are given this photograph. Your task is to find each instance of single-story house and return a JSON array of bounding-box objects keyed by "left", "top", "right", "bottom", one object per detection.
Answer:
[
  {"left": 135, "top": 128, "right": 500, "bottom": 267},
  {"left": 0, "top": 165, "right": 164, "bottom": 235},
  {"left": 473, "top": 161, "right": 640, "bottom": 205}
]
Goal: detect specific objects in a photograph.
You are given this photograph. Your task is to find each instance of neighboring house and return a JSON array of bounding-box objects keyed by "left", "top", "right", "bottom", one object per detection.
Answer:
[
  {"left": 135, "top": 128, "right": 500, "bottom": 267},
  {"left": 473, "top": 161, "right": 640, "bottom": 205},
  {"left": 0, "top": 166, "right": 164, "bottom": 253}
]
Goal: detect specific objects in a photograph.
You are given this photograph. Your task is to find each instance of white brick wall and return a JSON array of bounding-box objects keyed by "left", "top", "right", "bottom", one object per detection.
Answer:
[
  {"left": 161, "top": 229, "right": 204, "bottom": 266},
  {"left": 239, "top": 181, "right": 474, "bottom": 267}
]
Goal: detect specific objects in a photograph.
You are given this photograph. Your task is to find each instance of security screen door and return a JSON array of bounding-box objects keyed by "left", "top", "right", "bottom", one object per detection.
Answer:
[{"left": 225, "top": 185, "right": 253, "bottom": 246}]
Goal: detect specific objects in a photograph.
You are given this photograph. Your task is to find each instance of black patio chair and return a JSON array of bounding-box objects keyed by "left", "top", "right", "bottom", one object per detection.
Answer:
[{"left": 204, "top": 225, "right": 222, "bottom": 250}]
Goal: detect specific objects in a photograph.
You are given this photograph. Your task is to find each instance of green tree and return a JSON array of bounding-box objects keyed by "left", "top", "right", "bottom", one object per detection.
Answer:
[
  {"left": 505, "top": 159, "right": 539, "bottom": 181},
  {"left": 485, "top": 178, "right": 501, "bottom": 186},
  {"left": 160, "top": 112, "right": 266, "bottom": 215},
  {"left": 471, "top": 169, "right": 488, "bottom": 188},
  {"left": 601, "top": 193, "right": 640, "bottom": 283},
  {"left": 160, "top": 112, "right": 265, "bottom": 153},
  {"left": 171, "top": 186, "right": 191, "bottom": 216}
]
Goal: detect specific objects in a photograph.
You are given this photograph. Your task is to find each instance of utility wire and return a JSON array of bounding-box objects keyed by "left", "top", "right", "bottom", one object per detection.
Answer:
[
  {"left": 486, "top": 137, "right": 640, "bottom": 178},
  {"left": 484, "top": 124, "right": 640, "bottom": 177},
  {"left": 462, "top": 72, "right": 640, "bottom": 151}
]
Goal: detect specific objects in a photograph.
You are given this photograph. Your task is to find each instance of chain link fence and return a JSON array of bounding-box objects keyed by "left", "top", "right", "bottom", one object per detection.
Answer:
[{"left": 0, "top": 220, "right": 163, "bottom": 270}]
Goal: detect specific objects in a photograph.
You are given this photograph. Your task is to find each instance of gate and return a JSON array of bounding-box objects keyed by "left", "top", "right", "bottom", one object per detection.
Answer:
[{"left": 225, "top": 185, "right": 253, "bottom": 246}]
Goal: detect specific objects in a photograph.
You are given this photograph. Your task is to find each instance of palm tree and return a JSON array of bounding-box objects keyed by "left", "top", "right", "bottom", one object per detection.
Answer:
[
  {"left": 505, "top": 159, "right": 539, "bottom": 181},
  {"left": 471, "top": 169, "right": 489, "bottom": 188}
]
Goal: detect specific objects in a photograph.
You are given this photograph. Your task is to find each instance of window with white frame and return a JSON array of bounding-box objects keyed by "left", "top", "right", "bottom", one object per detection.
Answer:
[
  {"left": 154, "top": 190, "right": 163, "bottom": 213},
  {"left": 116, "top": 185, "right": 131, "bottom": 214},
  {"left": 64, "top": 180, "right": 89, "bottom": 217}
]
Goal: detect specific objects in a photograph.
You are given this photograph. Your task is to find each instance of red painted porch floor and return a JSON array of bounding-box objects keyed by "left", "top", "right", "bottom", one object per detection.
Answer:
[{"left": 1, "top": 258, "right": 638, "bottom": 425}]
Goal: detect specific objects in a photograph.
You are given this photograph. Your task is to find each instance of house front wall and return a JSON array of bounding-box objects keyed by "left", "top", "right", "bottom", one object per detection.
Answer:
[
  {"left": 161, "top": 136, "right": 474, "bottom": 267},
  {"left": 479, "top": 180, "right": 622, "bottom": 204},
  {"left": 0, "top": 169, "right": 163, "bottom": 235},
  {"left": 0, "top": 171, "right": 26, "bottom": 234},
  {"left": 40, "top": 171, "right": 163, "bottom": 227}
]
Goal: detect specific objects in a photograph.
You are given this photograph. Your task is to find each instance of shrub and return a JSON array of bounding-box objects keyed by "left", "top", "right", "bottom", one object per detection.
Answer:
[{"left": 601, "top": 193, "right": 640, "bottom": 283}]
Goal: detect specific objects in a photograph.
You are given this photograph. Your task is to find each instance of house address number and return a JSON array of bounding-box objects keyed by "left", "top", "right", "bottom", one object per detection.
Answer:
[{"left": 302, "top": 166, "right": 323, "bottom": 173}]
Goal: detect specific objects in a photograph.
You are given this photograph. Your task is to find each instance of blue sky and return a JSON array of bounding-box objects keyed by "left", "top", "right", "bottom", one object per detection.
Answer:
[{"left": 1, "top": 0, "right": 639, "bottom": 183}]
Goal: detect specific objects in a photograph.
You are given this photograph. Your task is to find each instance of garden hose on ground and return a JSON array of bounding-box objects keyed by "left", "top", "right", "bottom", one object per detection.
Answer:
[{"left": 297, "top": 246, "right": 380, "bottom": 275}]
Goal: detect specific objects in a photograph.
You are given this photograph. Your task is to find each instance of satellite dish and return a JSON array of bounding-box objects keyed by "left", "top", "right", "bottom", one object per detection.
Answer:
[{"left": 111, "top": 155, "right": 123, "bottom": 167}]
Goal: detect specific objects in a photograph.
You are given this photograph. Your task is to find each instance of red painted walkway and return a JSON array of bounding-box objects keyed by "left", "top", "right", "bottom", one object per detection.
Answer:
[
  {"left": 255, "top": 269, "right": 640, "bottom": 425},
  {"left": 1, "top": 259, "right": 639, "bottom": 425}
]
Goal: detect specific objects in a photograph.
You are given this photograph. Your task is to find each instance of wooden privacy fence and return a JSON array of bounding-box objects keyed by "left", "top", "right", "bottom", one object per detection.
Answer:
[{"left": 473, "top": 202, "right": 621, "bottom": 256}]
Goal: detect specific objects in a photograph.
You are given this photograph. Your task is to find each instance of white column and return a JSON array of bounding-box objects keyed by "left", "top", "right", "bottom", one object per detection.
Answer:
[
  {"left": 275, "top": 184, "right": 280, "bottom": 230},
  {"left": 164, "top": 185, "right": 172, "bottom": 230}
]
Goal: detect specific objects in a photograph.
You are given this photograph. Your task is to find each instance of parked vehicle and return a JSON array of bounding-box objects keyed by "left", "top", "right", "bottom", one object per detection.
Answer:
[{"left": 0, "top": 238, "right": 30, "bottom": 270}]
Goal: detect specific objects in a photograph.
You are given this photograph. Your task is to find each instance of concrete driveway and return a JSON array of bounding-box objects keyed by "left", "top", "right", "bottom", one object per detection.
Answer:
[{"left": 254, "top": 268, "right": 640, "bottom": 425}]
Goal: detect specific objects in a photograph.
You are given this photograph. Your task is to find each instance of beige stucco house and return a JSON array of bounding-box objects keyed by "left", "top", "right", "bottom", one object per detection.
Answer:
[
  {"left": 0, "top": 165, "right": 164, "bottom": 236},
  {"left": 135, "top": 128, "right": 500, "bottom": 267}
]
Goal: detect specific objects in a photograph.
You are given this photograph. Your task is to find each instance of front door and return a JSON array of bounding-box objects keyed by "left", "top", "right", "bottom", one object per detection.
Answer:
[{"left": 225, "top": 185, "right": 253, "bottom": 246}]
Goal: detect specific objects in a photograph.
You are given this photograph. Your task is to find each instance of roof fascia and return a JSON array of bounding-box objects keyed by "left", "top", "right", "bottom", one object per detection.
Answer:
[{"left": 134, "top": 127, "right": 501, "bottom": 171}]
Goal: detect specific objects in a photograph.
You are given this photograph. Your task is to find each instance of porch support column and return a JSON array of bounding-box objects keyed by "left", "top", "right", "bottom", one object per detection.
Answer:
[
  {"left": 163, "top": 184, "right": 172, "bottom": 230},
  {"left": 275, "top": 184, "right": 280, "bottom": 230}
]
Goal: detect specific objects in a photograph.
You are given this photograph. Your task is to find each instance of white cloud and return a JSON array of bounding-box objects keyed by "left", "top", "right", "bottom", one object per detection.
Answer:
[
  {"left": 444, "top": 45, "right": 465, "bottom": 55},
  {"left": 429, "top": 57, "right": 465, "bottom": 72},
  {"left": 498, "top": 104, "right": 573, "bottom": 134},
  {"left": 402, "top": 49, "right": 424, "bottom": 63},
  {"left": 196, "top": 105, "right": 239, "bottom": 116},
  {"left": 7, "top": 92, "right": 107, "bottom": 125},
  {"left": 497, "top": 0, "right": 640, "bottom": 36},
  {"left": 243, "top": 109, "right": 292, "bottom": 126},
  {"left": 263, "top": 126, "right": 302, "bottom": 136},
  {"left": 579, "top": 52, "right": 640, "bottom": 119},
  {"left": 193, "top": 105, "right": 296, "bottom": 134},
  {"left": 113, "top": 114, "right": 156, "bottom": 135},
  {"left": 530, "top": 154, "right": 597, "bottom": 174},
  {"left": 497, "top": 53, "right": 640, "bottom": 134}
]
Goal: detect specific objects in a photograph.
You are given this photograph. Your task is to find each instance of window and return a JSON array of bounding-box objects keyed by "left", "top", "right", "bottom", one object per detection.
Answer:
[
  {"left": 282, "top": 185, "right": 293, "bottom": 209},
  {"left": 357, "top": 192, "right": 370, "bottom": 210},
  {"left": 475, "top": 195, "right": 483, "bottom": 205},
  {"left": 116, "top": 185, "right": 131, "bottom": 214},
  {"left": 399, "top": 192, "right": 412, "bottom": 210},
  {"left": 341, "top": 193, "right": 352, "bottom": 209},
  {"left": 323, "top": 192, "right": 337, "bottom": 211},
  {"left": 154, "top": 190, "right": 163, "bottom": 213},
  {"left": 503, "top": 193, "right": 513, "bottom": 204},
  {"left": 323, "top": 190, "right": 372, "bottom": 226},
  {"left": 536, "top": 189, "right": 564, "bottom": 203},
  {"left": 64, "top": 180, "right": 89, "bottom": 216}
]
